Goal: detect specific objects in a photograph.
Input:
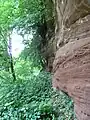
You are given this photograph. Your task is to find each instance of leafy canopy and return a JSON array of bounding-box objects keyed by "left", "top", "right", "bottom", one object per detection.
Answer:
[{"left": 0, "top": 0, "right": 75, "bottom": 120}]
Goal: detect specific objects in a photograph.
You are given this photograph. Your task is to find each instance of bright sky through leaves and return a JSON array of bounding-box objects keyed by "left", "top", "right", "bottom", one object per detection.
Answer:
[
  {"left": 10, "top": 30, "right": 33, "bottom": 57},
  {"left": 11, "top": 30, "right": 24, "bottom": 57}
]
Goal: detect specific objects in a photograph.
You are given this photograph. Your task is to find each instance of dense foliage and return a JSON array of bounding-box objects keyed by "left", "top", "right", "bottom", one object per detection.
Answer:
[
  {"left": 0, "top": 0, "right": 76, "bottom": 119},
  {"left": 0, "top": 69, "right": 75, "bottom": 120},
  {"left": 0, "top": 71, "right": 53, "bottom": 119}
]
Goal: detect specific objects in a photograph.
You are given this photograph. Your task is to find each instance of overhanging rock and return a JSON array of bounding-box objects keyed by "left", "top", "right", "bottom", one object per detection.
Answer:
[{"left": 53, "top": 0, "right": 90, "bottom": 119}]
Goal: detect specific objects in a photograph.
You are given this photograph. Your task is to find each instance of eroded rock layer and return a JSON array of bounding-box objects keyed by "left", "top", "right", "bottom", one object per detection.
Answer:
[
  {"left": 53, "top": 0, "right": 90, "bottom": 118},
  {"left": 53, "top": 15, "right": 90, "bottom": 120}
]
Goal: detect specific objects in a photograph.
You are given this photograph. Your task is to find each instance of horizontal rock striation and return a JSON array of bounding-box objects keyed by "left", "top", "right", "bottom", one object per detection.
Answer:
[{"left": 53, "top": 4, "right": 90, "bottom": 119}]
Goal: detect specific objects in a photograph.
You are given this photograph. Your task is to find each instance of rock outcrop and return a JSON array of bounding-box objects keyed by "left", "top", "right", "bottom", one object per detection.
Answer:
[{"left": 53, "top": 0, "right": 90, "bottom": 119}]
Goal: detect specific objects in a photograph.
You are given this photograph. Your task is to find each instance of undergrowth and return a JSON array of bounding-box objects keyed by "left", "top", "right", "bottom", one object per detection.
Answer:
[{"left": 0, "top": 71, "right": 76, "bottom": 120}]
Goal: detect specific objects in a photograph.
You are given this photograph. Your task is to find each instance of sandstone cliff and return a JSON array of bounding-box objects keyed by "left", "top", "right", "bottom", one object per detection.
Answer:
[{"left": 52, "top": 0, "right": 90, "bottom": 120}]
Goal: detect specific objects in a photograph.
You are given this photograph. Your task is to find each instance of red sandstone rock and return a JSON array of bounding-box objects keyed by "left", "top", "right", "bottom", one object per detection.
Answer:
[
  {"left": 52, "top": 0, "right": 90, "bottom": 119},
  {"left": 53, "top": 14, "right": 90, "bottom": 120}
]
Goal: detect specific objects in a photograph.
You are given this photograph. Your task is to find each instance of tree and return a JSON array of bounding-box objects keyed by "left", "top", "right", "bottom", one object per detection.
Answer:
[{"left": 8, "top": 32, "right": 16, "bottom": 81}]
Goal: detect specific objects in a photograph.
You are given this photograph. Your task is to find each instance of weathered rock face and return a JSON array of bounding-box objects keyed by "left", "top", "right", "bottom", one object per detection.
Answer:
[{"left": 53, "top": 0, "right": 90, "bottom": 119}]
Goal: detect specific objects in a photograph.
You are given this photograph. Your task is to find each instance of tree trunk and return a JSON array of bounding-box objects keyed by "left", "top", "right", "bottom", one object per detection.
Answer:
[{"left": 8, "top": 33, "right": 16, "bottom": 81}]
